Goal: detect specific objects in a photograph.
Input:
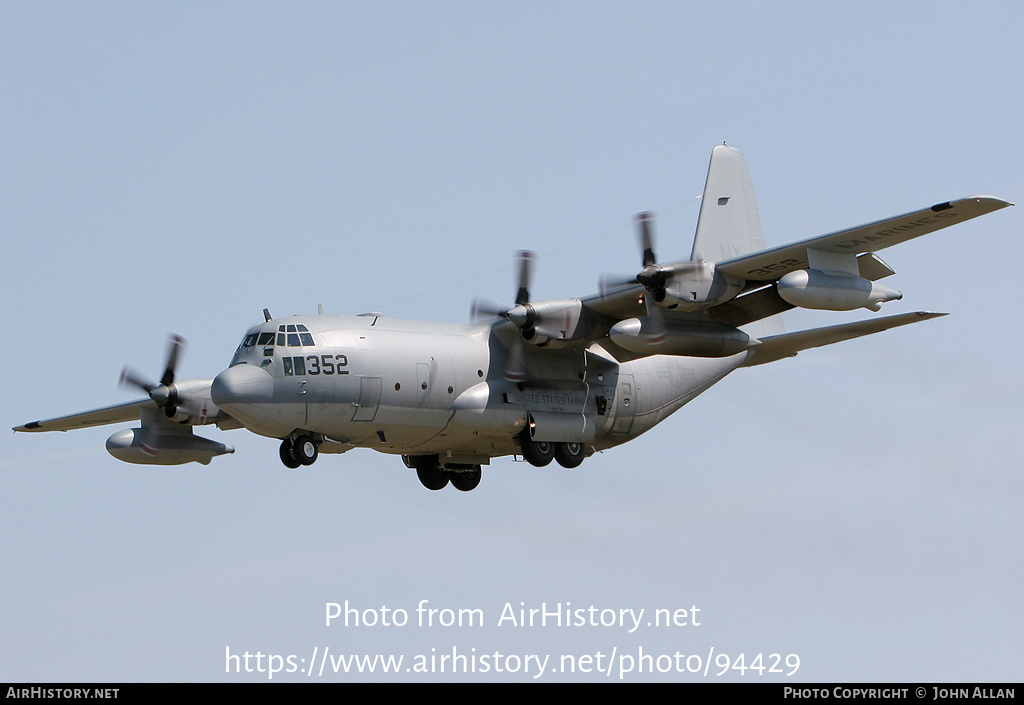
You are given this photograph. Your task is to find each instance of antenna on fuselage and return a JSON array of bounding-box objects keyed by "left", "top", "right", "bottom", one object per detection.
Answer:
[{"left": 263, "top": 308, "right": 272, "bottom": 322}]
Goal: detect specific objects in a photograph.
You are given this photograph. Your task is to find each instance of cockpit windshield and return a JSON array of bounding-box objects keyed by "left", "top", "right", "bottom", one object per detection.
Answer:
[
  {"left": 277, "top": 324, "right": 314, "bottom": 347},
  {"left": 237, "top": 323, "right": 315, "bottom": 353}
]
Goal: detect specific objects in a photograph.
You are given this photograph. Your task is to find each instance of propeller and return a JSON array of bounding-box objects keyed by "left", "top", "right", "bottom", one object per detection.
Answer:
[
  {"left": 470, "top": 251, "right": 536, "bottom": 382},
  {"left": 600, "top": 212, "right": 709, "bottom": 338},
  {"left": 119, "top": 334, "right": 187, "bottom": 417},
  {"left": 598, "top": 213, "right": 666, "bottom": 299}
]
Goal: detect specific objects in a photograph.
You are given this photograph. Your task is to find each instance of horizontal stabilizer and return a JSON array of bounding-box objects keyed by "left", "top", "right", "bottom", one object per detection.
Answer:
[{"left": 741, "top": 311, "right": 947, "bottom": 367}]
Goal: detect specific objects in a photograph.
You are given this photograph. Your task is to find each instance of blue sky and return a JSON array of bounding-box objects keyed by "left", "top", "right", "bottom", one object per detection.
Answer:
[{"left": 2, "top": 1, "right": 1021, "bottom": 681}]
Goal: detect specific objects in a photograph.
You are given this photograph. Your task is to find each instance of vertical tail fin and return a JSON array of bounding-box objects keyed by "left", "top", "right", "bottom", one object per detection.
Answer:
[
  {"left": 692, "top": 144, "right": 784, "bottom": 337},
  {"left": 690, "top": 145, "right": 767, "bottom": 263}
]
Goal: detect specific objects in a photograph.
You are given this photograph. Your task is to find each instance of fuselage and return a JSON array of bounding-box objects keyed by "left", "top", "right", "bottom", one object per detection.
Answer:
[{"left": 211, "top": 313, "right": 744, "bottom": 464}]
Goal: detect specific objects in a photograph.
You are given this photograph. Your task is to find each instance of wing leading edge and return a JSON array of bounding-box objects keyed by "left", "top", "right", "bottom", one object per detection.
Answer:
[
  {"left": 15, "top": 398, "right": 155, "bottom": 433},
  {"left": 716, "top": 196, "right": 1012, "bottom": 283}
]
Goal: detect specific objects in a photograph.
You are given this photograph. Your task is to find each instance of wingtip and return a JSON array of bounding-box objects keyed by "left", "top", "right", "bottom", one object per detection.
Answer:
[{"left": 964, "top": 195, "right": 1014, "bottom": 208}]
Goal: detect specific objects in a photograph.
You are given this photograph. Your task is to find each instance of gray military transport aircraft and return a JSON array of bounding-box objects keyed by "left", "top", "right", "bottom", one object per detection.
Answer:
[{"left": 15, "top": 145, "right": 1012, "bottom": 491}]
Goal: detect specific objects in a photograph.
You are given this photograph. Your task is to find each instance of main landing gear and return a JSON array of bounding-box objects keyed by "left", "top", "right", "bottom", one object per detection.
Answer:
[
  {"left": 519, "top": 431, "right": 587, "bottom": 468},
  {"left": 279, "top": 434, "right": 318, "bottom": 468},
  {"left": 411, "top": 455, "right": 482, "bottom": 492}
]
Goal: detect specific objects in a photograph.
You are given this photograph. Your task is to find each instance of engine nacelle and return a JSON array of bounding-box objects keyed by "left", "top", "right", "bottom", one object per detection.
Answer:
[
  {"left": 508, "top": 299, "right": 598, "bottom": 347},
  {"left": 609, "top": 318, "right": 750, "bottom": 357},
  {"left": 106, "top": 428, "right": 235, "bottom": 465},
  {"left": 655, "top": 263, "right": 744, "bottom": 312},
  {"left": 777, "top": 269, "right": 902, "bottom": 312}
]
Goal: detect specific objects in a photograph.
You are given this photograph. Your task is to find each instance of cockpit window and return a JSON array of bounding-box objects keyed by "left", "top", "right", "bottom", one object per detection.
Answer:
[
  {"left": 238, "top": 325, "right": 300, "bottom": 355},
  {"left": 271, "top": 323, "right": 314, "bottom": 346},
  {"left": 283, "top": 356, "right": 307, "bottom": 376},
  {"left": 276, "top": 325, "right": 314, "bottom": 346}
]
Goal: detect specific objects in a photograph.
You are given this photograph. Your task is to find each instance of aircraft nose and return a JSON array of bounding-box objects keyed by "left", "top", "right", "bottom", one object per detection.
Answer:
[{"left": 211, "top": 364, "right": 274, "bottom": 425}]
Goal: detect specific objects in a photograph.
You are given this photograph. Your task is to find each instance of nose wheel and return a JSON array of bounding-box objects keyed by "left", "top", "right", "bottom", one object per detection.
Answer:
[
  {"left": 280, "top": 439, "right": 300, "bottom": 468},
  {"left": 279, "top": 435, "right": 319, "bottom": 467}
]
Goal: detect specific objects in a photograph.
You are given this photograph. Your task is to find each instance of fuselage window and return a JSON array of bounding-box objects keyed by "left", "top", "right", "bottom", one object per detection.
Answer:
[
  {"left": 283, "top": 357, "right": 294, "bottom": 376},
  {"left": 257, "top": 332, "right": 275, "bottom": 346},
  {"left": 299, "top": 332, "right": 314, "bottom": 346},
  {"left": 287, "top": 333, "right": 301, "bottom": 346},
  {"left": 293, "top": 356, "right": 306, "bottom": 375}
]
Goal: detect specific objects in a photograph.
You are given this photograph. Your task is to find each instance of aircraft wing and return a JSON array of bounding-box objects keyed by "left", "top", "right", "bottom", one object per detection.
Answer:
[
  {"left": 581, "top": 196, "right": 1009, "bottom": 333},
  {"left": 716, "top": 196, "right": 1012, "bottom": 282},
  {"left": 493, "top": 146, "right": 1011, "bottom": 369},
  {"left": 741, "top": 311, "right": 946, "bottom": 367},
  {"left": 14, "top": 398, "right": 156, "bottom": 433},
  {"left": 582, "top": 250, "right": 900, "bottom": 330}
]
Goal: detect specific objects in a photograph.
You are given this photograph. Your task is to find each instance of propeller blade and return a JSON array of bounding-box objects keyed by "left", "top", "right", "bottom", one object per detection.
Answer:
[
  {"left": 160, "top": 334, "right": 186, "bottom": 386},
  {"left": 120, "top": 333, "right": 188, "bottom": 412},
  {"left": 515, "top": 250, "right": 534, "bottom": 306},
  {"left": 119, "top": 366, "right": 155, "bottom": 393},
  {"left": 599, "top": 273, "right": 638, "bottom": 300},
  {"left": 642, "top": 293, "right": 667, "bottom": 343},
  {"left": 492, "top": 250, "right": 536, "bottom": 382},
  {"left": 634, "top": 211, "right": 672, "bottom": 296},
  {"left": 504, "top": 335, "right": 527, "bottom": 383},
  {"left": 636, "top": 212, "right": 656, "bottom": 267},
  {"left": 470, "top": 297, "right": 507, "bottom": 322}
]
